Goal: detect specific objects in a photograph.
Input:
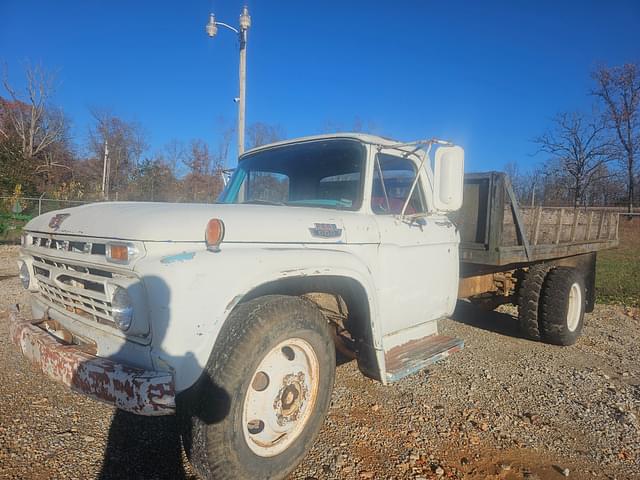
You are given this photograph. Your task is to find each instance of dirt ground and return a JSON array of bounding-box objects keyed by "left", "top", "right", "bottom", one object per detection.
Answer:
[{"left": 1, "top": 244, "right": 639, "bottom": 480}]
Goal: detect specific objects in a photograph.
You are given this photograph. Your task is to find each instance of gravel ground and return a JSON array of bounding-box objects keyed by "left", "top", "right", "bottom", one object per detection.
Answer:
[{"left": 1, "top": 244, "right": 639, "bottom": 480}]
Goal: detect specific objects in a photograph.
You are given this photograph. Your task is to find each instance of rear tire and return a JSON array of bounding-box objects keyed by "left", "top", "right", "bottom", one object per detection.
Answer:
[
  {"left": 180, "top": 295, "right": 335, "bottom": 480},
  {"left": 517, "top": 264, "right": 550, "bottom": 340},
  {"left": 539, "top": 267, "right": 586, "bottom": 346}
]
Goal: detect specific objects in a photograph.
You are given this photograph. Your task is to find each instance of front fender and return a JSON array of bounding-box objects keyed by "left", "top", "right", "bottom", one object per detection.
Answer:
[{"left": 135, "top": 242, "right": 381, "bottom": 392}]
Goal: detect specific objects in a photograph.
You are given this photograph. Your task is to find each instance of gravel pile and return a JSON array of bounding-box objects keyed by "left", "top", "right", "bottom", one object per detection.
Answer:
[{"left": 0, "top": 245, "right": 638, "bottom": 479}]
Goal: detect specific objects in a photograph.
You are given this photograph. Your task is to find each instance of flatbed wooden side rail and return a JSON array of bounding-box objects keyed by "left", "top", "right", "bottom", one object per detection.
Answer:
[{"left": 458, "top": 172, "right": 619, "bottom": 267}]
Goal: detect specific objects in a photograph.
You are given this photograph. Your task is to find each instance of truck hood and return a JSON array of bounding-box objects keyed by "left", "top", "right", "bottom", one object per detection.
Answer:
[{"left": 25, "top": 202, "right": 378, "bottom": 244}]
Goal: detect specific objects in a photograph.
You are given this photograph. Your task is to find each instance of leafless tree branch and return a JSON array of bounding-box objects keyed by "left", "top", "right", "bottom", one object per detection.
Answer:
[
  {"left": 534, "top": 111, "right": 613, "bottom": 207},
  {"left": 592, "top": 63, "right": 640, "bottom": 213},
  {"left": 2, "top": 63, "right": 66, "bottom": 159}
]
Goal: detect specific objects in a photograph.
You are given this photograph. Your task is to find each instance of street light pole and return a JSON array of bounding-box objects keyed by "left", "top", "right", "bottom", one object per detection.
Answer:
[
  {"left": 206, "top": 6, "right": 251, "bottom": 156},
  {"left": 237, "top": 6, "right": 250, "bottom": 156}
]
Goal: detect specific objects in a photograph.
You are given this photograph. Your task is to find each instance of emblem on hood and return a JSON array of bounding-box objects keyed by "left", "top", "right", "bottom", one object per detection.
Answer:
[
  {"left": 49, "top": 213, "right": 71, "bottom": 230},
  {"left": 309, "top": 223, "right": 343, "bottom": 238}
]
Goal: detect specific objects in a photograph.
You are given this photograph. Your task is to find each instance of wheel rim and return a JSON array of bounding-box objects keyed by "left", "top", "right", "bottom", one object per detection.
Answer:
[
  {"left": 242, "top": 338, "right": 320, "bottom": 457},
  {"left": 566, "top": 282, "right": 582, "bottom": 332}
]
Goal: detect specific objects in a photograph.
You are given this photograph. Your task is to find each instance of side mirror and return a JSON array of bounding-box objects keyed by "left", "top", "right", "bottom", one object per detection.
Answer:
[{"left": 433, "top": 145, "right": 464, "bottom": 212}]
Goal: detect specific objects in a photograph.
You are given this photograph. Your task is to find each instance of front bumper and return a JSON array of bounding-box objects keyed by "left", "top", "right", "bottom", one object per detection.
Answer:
[{"left": 8, "top": 307, "right": 175, "bottom": 416}]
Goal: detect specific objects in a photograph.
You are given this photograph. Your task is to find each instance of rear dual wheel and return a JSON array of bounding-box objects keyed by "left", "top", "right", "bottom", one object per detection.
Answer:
[
  {"left": 518, "top": 266, "right": 586, "bottom": 346},
  {"left": 539, "top": 267, "right": 586, "bottom": 345}
]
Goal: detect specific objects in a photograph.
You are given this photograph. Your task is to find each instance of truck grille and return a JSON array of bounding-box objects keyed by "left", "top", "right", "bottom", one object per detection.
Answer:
[
  {"left": 31, "top": 234, "right": 107, "bottom": 257},
  {"left": 32, "top": 254, "right": 116, "bottom": 326}
]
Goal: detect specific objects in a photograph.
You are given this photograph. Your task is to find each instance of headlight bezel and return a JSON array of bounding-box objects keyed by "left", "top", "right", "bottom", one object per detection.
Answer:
[
  {"left": 20, "top": 232, "right": 31, "bottom": 248},
  {"left": 106, "top": 242, "right": 139, "bottom": 265},
  {"left": 18, "top": 261, "right": 30, "bottom": 289},
  {"left": 110, "top": 285, "right": 134, "bottom": 331}
]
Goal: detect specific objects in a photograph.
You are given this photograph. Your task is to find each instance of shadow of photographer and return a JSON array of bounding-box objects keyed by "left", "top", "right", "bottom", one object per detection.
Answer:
[{"left": 68, "top": 275, "right": 229, "bottom": 479}]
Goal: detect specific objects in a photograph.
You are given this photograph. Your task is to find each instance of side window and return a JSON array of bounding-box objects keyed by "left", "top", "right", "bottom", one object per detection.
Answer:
[
  {"left": 372, "top": 154, "right": 426, "bottom": 215},
  {"left": 247, "top": 171, "right": 290, "bottom": 203}
]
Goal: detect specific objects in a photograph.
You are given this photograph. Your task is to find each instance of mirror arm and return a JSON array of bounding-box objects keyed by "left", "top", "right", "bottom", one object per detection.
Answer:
[
  {"left": 374, "top": 154, "right": 391, "bottom": 214},
  {"left": 400, "top": 143, "right": 433, "bottom": 220}
]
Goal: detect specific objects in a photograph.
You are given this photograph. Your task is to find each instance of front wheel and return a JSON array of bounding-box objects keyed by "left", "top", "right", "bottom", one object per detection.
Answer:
[{"left": 181, "top": 295, "right": 336, "bottom": 480}]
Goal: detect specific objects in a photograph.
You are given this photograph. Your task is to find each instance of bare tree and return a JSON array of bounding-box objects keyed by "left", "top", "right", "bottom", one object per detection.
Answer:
[
  {"left": 163, "top": 139, "right": 186, "bottom": 177},
  {"left": 88, "top": 108, "right": 147, "bottom": 199},
  {"left": 321, "top": 117, "right": 378, "bottom": 134},
  {"left": 246, "top": 122, "right": 284, "bottom": 149},
  {"left": 182, "top": 139, "right": 223, "bottom": 202},
  {"left": 503, "top": 162, "right": 546, "bottom": 207},
  {"left": 535, "top": 112, "right": 612, "bottom": 207},
  {"left": 592, "top": 63, "right": 640, "bottom": 213},
  {"left": 584, "top": 163, "right": 624, "bottom": 206},
  {"left": 215, "top": 126, "right": 235, "bottom": 167},
  {"left": 503, "top": 161, "right": 521, "bottom": 193},
  {"left": 1, "top": 64, "right": 67, "bottom": 160},
  {"left": 129, "top": 157, "right": 177, "bottom": 202}
]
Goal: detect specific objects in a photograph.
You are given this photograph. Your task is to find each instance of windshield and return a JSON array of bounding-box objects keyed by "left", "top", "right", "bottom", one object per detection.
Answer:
[{"left": 219, "top": 139, "right": 365, "bottom": 210}]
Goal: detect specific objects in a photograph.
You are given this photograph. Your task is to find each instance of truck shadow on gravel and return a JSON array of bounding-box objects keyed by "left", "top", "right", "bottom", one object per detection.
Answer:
[
  {"left": 68, "top": 275, "right": 231, "bottom": 480},
  {"left": 451, "top": 301, "right": 527, "bottom": 339}
]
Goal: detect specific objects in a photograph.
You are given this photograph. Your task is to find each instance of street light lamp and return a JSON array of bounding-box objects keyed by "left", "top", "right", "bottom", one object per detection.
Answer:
[
  {"left": 205, "top": 14, "right": 218, "bottom": 37},
  {"left": 206, "top": 6, "right": 251, "bottom": 156}
]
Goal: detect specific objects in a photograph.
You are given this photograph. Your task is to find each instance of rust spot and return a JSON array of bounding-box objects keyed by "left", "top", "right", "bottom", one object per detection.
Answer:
[{"left": 8, "top": 309, "right": 175, "bottom": 416}]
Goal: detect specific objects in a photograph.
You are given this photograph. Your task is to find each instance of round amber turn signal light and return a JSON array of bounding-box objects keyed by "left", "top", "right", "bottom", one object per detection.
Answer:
[{"left": 205, "top": 218, "right": 225, "bottom": 251}]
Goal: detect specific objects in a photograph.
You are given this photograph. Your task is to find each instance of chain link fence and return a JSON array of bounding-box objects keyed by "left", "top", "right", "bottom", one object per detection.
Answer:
[{"left": 0, "top": 196, "right": 97, "bottom": 242}]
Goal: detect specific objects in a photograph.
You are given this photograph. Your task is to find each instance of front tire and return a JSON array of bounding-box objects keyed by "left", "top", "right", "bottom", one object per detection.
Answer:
[
  {"left": 539, "top": 267, "right": 586, "bottom": 346},
  {"left": 181, "top": 295, "right": 336, "bottom": 480}
]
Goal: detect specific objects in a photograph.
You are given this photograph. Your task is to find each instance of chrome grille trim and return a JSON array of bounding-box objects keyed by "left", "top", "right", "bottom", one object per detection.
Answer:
[
  {"left": 30, "top": 234, "right": 107, "bottom": 257},
  {"left": 37, "top": 278, "right": 114, "bottom": 325},
  {"left": 29, "top": 253, "right": 118, "bottom": 326},
  {"left": 32, "top": 256, "right": 113, "bottom": 279}
]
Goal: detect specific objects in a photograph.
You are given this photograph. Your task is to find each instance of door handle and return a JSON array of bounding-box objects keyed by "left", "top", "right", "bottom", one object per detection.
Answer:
[{"left": 409, "top": 217, "right": 427, "bottom": 231}]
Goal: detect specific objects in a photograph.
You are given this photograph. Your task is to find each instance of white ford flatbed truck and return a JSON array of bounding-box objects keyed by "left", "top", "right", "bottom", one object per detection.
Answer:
[{"left": 9, "top": 133, "right": 618, "bottom": 479}]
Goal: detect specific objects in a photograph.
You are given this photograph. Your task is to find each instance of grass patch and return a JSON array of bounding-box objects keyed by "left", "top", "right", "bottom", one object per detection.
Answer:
[{"left": 596, "top": 216, "right": 640, "bottom": 307}]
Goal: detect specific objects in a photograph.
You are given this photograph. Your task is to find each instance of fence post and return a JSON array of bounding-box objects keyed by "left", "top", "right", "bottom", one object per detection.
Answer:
[{"left": 38, "top": 192, "right": 46, "bottom": 216}]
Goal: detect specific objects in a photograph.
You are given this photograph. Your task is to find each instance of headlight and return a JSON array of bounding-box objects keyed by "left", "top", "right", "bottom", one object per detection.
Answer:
[
  {"left": 111, "top": 286, "right": 133, "bottom": 331},
  {"left": 21, "top": 232, "right": 30, "bottom": 247},
  {"left": 18, "top": 261, "right": 30, "bottom": 289}
]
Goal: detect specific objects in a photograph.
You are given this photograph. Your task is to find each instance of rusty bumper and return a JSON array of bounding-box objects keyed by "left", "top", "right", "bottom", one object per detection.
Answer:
[{"left": 8, "top": 308, "right": 175, "bottom": 416}]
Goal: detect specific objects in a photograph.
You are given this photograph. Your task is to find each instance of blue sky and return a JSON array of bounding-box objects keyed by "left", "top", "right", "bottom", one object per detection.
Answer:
[{"left": 1, "top": 1, "right": 639, "bottom": 172}]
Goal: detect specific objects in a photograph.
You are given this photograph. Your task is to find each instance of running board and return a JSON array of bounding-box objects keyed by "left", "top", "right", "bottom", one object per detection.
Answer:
[{"left": 384, "top": 334, "right": 464, "bottom": 383}]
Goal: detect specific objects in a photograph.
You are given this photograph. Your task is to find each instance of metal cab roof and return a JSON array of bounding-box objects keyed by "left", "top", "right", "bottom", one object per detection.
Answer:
[{"left": 239, "top": 132, "right": 402, "bottom": 159}]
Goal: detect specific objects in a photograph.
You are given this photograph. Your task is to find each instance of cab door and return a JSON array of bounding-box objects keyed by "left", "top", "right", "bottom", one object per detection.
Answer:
[{"left": 371, "top": 153, "right": 459, "bottom": 339}]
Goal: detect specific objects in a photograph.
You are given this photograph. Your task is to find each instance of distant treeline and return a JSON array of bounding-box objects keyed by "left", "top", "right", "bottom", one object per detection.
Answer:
[
  {"left": 1, "top": 62, "right": 638, "bottom": 212},
  {"left": 0, "top": 64, "right": 285, "bottom": 206}
]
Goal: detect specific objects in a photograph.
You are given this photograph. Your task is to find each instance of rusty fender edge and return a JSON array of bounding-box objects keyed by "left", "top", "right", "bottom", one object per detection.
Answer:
[{"left": 7, "top": 308, "right": 175, "bottom": 416}]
